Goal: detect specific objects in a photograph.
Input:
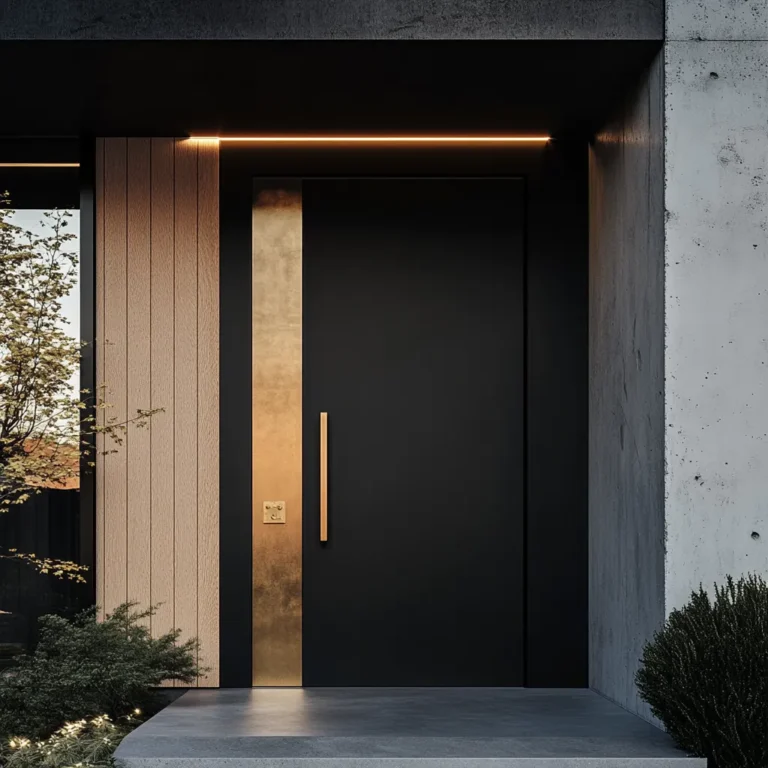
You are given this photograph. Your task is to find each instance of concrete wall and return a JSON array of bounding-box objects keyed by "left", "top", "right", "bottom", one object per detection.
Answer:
[
  {"left": 0, "top": 0, "right": 662, "bottom": 39},
  {"left": 591, "top": 0, "right": 768, "bottom": 719},
  {"left": 588, "top": 52, "right": 665, "bottom": 721},
  {"left": 667, "top": 0, "right": 768, "bottom": 41},
  {"left": 664, "top": 3, "right": 768, "bottom": 612}
]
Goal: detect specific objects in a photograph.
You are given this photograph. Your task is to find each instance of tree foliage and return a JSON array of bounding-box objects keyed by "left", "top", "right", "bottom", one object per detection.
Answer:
[
  {"left": 0, "top": 195, "right": 160, "bottom": 580},
  {"left": 0, "top": 202, "right": 80, "bottom": 508},
  {"left": 0, "top": 603, "right": 202, "bottom": 740},
  {"left": 636, "top": 574, "right": 768, "bottom": 768}
]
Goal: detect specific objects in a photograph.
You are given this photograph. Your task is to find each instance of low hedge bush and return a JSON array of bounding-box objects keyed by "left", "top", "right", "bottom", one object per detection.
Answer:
[
  {"left": 0, "top": 603, "right": 202, "bottom": 741},
  {"left": 636, "top": 574, "right": 768, "bottom": 768}
]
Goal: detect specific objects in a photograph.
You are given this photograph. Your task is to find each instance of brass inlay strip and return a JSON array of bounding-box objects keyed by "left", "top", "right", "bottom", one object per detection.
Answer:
[
  {"left": 320, "top": 412, "right": 328, "bottom": 542},
  {"left": 251, "top": 181, "right": 303, "bottom": 687}
]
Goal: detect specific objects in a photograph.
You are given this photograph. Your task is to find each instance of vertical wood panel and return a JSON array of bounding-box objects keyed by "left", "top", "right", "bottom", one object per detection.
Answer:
[
  {"left": 126, "top": 138, "right": 152, "bottom": 617},
  {"left": 150, "top": 139, "right": 176, "bottom": 640},
  {"left": 173, "top": 140, "right": 199, "bottom": 665},
  {"left": 97, "top": 138, "right": 219, "bottom": 685},
  {"left": 102, "top": 138, "right": 128, "bottom": 614},
  {"left": 95, "top": 139, "right": 106, "bottom": 620},
  {"left": 196, "top": 141, "right": 220, "bottom": 686}
]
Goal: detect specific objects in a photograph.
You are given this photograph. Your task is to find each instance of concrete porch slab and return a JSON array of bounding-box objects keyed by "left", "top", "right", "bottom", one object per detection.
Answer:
[{"left": 114, "top": 688, "right": 704, "bottom": 767}]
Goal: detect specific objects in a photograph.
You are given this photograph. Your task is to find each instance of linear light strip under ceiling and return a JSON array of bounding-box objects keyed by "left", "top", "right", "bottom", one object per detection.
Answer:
[
  {"left": 188, "top": 136, "right": 550, "bottom": 144},
  {"left": 0, "top": 162, "right": 80, "bottom": 168}
]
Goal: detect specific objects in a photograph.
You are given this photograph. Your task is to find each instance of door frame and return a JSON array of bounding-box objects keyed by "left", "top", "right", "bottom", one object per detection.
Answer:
[{"left": 219, "top": 144, "right": 588, "bottom": 688}]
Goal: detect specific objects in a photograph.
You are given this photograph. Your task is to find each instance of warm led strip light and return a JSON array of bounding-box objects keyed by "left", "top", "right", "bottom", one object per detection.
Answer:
[
  {"left": 188, "top": 135, "right": 550, "bottom": 144},
  {"left": 0, "top": 162, "right": 80, "bottom": 168}
]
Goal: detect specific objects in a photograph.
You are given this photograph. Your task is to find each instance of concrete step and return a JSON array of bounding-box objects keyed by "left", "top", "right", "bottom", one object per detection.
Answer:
[{"left": 114, "top": 688, "right": 705, "bottom": 768}]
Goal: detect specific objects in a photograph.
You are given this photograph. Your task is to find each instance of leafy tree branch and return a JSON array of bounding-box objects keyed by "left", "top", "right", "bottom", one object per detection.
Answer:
[{"left": 0, "top": 194, "right": 161, "bottom": 583}]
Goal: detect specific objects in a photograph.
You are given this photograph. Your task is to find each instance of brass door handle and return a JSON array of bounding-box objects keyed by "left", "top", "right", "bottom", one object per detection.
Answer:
[{"left": 320, "top": 412, "right": 328, "bottom": 542}]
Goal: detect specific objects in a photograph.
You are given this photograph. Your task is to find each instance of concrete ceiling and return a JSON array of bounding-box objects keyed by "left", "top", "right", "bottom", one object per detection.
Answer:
[
  {"left": 2, "top": 0, "right": 662, "bottom": 41},
  {"left": 1, "top": 41, "right": 661, "bottom": 140}
]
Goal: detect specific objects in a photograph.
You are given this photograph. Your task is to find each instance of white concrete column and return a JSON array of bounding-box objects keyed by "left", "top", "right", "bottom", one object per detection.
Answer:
[{"left": 665, "top": 1, "right": 768, "bottom": 612}]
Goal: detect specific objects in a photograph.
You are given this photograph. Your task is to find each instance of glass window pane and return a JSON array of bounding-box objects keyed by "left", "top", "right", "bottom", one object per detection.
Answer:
[{"left": 0, "top": 195, "right": 83, "bottom": 663}]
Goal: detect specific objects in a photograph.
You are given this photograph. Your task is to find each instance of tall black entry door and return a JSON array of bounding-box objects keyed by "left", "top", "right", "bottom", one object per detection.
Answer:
[{"left": 303, "top": 179, "right": 525, "bottom": 686}]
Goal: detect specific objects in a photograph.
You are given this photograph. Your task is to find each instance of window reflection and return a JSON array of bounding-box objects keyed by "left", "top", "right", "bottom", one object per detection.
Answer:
[{"left": 0, "top": 205, "right": 82, "bottom": 664}]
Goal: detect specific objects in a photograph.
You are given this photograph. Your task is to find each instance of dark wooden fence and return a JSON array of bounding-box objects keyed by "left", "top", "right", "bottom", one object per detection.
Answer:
[{"left": 0, "top": 489, "right": 88, "bottom": 663}]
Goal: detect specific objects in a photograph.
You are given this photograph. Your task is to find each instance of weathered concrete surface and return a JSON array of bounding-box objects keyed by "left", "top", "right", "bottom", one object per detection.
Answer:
[
  {"left": 588, "top": 52, "right": 665, "bottom": 722},
  {"left": 664, "top": 40, "right": 768, "bottom": 612},
  {"left": 0, "top": 0, "right": 662, "bottom": 40},
  {"left": 582, "top": 0, "right": 768, "bottom": 720},
  {"left": 667, "top": 0, "right": 768, "bottom": 42}
]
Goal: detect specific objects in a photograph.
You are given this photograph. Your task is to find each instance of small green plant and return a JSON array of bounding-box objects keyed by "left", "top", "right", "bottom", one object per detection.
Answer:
[
  {"left": 0, "top": 603, "right": 203, "bottom": 740},
  {"left": 2, "top": 713, "right": 137, "bottom": 768},
  {"left": 636, "top": 573, "right": 768, "bottom": 768}
]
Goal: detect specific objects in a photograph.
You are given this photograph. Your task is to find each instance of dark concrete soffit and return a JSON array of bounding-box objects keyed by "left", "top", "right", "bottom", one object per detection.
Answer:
[
  {"left": 0, "top": 41, "right": 663, "bottom": 138},
  {"left": 0, "top": 0, "right": 663, "bottom": 40}
]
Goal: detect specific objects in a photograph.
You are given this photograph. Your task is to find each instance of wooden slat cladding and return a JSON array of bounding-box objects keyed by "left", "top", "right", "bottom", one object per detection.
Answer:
[
  {"left": 126, "top": 139, "right": 152, "bottom": 623},
  {"left": 149, "top": 138, "right": 176, "bottom": 643},
  {"left": 95, "top": 138, "right": 220, "bottom": 686},
  {"left": 196, "top": 142, "right": 220, "bottom": 687},
  {"left": 95, "top": 142, "right": 106, "bottom": 621},
  {"left": 102, "top": 139, "right": 128, "bottom": 615},
  {"left": 173, "top": 140, "right": 199, "bottom": 681}
]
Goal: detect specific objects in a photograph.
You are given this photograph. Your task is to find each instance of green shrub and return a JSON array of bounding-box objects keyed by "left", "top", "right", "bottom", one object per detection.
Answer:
[
  {"left": 1, "top": 714, "right": 136, "bottom": 768},
  {"left": 0, "top": 603, "right": 202, "bottom": 740},
  {"left": 636, "top": 574, "right": 768, "bottom": 768}
]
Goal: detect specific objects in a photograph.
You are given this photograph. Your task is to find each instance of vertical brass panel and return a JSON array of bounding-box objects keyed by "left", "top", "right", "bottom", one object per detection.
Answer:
[
  {"left": 320, "top": 412, "right": 328, "bottom": 542},
  {"left": 252, "top": 182, "right": 303, "bottom": 686}
]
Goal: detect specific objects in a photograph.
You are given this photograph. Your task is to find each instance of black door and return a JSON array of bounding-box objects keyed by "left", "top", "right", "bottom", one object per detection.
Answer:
[{"left": 303, "top": 178, "right": 525, "bottom": 686}]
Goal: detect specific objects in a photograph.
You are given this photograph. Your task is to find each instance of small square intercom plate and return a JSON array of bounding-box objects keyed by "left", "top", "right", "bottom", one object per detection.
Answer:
[{"left": 263, "top": 501, "right": 286, "bottom": 524}]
